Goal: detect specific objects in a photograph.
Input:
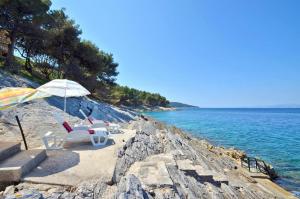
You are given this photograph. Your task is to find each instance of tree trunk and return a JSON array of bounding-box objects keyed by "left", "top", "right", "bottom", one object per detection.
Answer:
[
  {"left": 24, "top": 57, "right": 32, "bottom": 73},
  {"left": 45, "top": 72, "right": 50, "bottom": 80},
  {"left": 4, "top": 31, "right": 16, "bottom": 72}
]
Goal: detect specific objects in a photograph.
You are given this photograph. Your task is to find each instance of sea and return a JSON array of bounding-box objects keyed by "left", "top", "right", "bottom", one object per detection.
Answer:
[{"left": 146, "top": 108, "right": 300, "bottom": 196}]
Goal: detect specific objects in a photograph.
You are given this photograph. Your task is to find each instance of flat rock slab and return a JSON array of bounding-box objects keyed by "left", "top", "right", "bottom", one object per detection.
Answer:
[
  {"left": 146, "top": 153, "right": 177, "bottom": 166},
  {"left": 0, "top": 141, "right": 20, "bottom": 152},
  {"left": 128, "top": 161, "right": 173, "bottom": 188},
  {"left": 23, "top": 129, "right": 136, "bottom": 186},
  {"left": 176, "top": 159, "right": 195, "bottom": 171},
  {"left": 127, "top": 153, "right": 175, "bottom": 189},
  {"left": 0, "top": 141, "right": 21, "bottom": 161},
  {"left": 0, "top": 149, "right": 46, "bottom": 182}
]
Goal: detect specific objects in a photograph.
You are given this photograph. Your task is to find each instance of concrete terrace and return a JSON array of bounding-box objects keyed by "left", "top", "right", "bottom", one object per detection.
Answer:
[{"left": 23, "top": 128, "right": 136, "bottom": 186}]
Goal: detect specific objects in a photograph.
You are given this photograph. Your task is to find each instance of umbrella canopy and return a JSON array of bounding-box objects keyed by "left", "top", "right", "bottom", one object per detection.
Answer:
[
  {"left": 0, "top": 87, "right": 49, "bottom": 110},
  {"left": 37, "top": 79, "right": 90, "bottom": 112},
  {"left": 37, "top": 79, "right": 90, "bottom": 97}
]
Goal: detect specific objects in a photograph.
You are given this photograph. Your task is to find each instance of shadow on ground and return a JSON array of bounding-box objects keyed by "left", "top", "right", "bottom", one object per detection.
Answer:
[
  {"left": 26, "top": 150, "right": 80, "bottom": 177},
  {"left": 63, "top": 139, "right": 116, "bottom": 151}
]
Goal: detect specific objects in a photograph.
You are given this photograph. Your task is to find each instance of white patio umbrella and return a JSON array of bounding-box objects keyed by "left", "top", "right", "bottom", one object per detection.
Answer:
[{"left": 37, "top": 79, "right": 91, "bottom": 112}]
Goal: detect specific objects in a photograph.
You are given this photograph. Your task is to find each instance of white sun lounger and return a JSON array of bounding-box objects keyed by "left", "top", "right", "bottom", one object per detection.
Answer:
[
  {"left": 42, "top": 114, "right": 110, "bottom": 149},
  {"left": 79, "top": 109, "right": 122, "bottom": 134}
]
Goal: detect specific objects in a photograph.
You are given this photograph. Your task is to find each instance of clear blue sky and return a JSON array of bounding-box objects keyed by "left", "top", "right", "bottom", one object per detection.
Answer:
[{"left": 51, "top": 0, "right": 300, "bottom": 107}]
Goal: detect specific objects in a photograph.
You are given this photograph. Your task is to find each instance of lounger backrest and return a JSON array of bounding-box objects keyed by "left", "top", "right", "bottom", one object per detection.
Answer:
[
  {"left": 79, "top": 109, "right": 88, "bottom": 119},
  {"left": 53, "top": 113, "right": 73, "bottom": 133},
  {"left": 80, "top": 109, "right": 95, "bottom": 124},
  {"left": 87, "top": 116, "right": 94, "bottom": 125},
  {"left": 63, "top": 122, "right": 73, "bottom": 133}
]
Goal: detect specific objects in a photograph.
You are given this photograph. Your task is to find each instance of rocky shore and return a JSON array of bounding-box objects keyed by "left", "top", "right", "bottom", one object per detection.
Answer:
[
  {"left": 1, "top": 117, "right": 297, "bottom": 199},
  {"left": 126, "top": 105, "right": 176, "bottom": 113}
]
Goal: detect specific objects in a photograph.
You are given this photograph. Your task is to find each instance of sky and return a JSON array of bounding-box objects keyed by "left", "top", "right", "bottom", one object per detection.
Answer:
[{"left": 51, "top": 0, "right": 300, "bottom": 108}]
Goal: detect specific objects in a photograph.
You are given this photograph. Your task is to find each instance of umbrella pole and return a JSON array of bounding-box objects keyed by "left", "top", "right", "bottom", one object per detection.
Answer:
[
  {"left": 64, "top": 96, "right": 66, "bottom": 112},
  {"left": 15, "top": 115, "right": 28, "bottom": 150},
  {"left": 64, "top": 86, "right": 67, "bottom": 113}
]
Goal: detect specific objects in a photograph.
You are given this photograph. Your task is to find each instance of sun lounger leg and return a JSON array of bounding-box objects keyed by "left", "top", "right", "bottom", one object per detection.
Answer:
[
  {"left": 90, "top": 134, "right": 108, "bottom": 147},
  {"left": 43, "top": 131, "right": 64, "bottom": 149}
]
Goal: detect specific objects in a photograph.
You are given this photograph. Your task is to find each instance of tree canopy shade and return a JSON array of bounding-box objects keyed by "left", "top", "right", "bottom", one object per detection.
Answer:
[
  {"left": 0, "top": 0, "right": 170, "bottom": 108},
  {"left": 0, "top": 0, "right": 51, "bottom": 71}
]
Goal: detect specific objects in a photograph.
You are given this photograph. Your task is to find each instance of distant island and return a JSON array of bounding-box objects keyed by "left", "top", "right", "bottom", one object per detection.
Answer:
[
  {"left": 170, "top": 102, "right": 199, "bottom": 108},
  {"left": 130, "top": 102, "right": 199, "bottom": 112}
]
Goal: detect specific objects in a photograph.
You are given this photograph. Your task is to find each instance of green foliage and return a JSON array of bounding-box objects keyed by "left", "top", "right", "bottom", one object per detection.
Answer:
[
  {"left": 0, "top": 0, "right": 51, "bottom": 71},
  {"left": 0, "top": 0, "right": 169, "bottom": 107},
  {"left": 111, "top": 85, "right": 169, "bottom": 107}
]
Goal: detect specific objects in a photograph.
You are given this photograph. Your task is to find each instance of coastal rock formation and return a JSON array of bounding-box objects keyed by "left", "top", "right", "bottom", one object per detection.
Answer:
[
  {"left": 115, "top": 174, "right": 153, "bottom": 199},
  {"left": 1, "top": 119, "right": 295, "bottom": 199},
  {"left": 112, "top": 119, "right": 289, "bottom": 199},
  {"left": 2, "top": 179, "right": 109, "bottom": 199},
  {"left": 0, "top": 70, "right": 40, "bottom": 89},
  {"left": 112, "top": 130, "right": 164, "bottom": 183}
]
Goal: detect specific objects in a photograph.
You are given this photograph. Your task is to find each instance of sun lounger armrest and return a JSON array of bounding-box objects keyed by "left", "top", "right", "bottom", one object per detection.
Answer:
[{"left": 44, "top": 131, "right": 53, "bottom": 137}]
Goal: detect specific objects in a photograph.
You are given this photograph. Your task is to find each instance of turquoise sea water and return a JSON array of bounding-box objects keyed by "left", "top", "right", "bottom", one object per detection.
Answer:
[{"left": 146, "top": 108, "right": 300, "bottom": 195}]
